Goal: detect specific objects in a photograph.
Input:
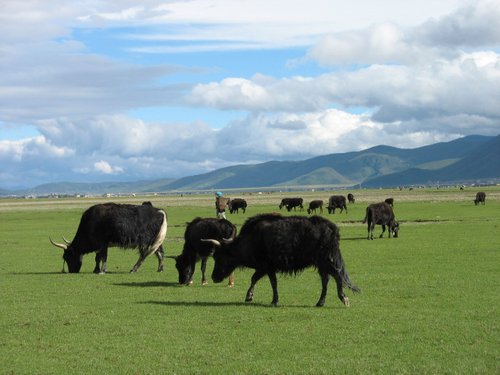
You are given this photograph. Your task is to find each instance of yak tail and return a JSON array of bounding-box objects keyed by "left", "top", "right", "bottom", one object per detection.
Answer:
[
  {"left": 362, "top": 207, "right": 369, "bottom": 224},
  {"left": 340, "top": 266, "right": 361, "bottom": 293},
  {"left": 335, "top": 256, "right": 361, "bottom": 293}
]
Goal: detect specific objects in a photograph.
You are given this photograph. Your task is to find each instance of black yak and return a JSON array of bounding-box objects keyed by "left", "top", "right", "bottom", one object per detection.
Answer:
[
  {"left": 172, "top": 217, "right": 236, "bottom": 286},
  {"left": 363, "top": 202, "right": 399, "bottom": 240},
  {"left": 327, "top": 195, "right": 348, "bottom": 214},
  {"left": 228, "top": 198, "right": 248, "bottom": 214},
  {"left": 474, "top": 192, "right": 486, "bottom": 205},
  {"left": 205, "top": 214, "right": 359, "bottom": 307},
  {"left": 279, "top": 197, "right": 304, "bottom": 211},
  {"left": 307, "top": 200, "right": 324, "bottom": 214},
  {"left": 50, "top": 202, "right": 167, "bottom": 273}
]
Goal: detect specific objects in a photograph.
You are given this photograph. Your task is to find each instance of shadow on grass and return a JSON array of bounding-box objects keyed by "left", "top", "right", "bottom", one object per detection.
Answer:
[
  {"left": 9, "top": 271, "right": 134, "bottom": 275},
  {"left": 114, "top": 281, "right": 179, "bottom": 288},
  {"left": 342, "top": 236, "right": 367, "bottom": 241},
  {"left": 9, "top": 271, "right": 67, "bottom": 275},
  {"left": 142, "top": 300, "right": 268, "bottom": 308},
  {"left": 141, "top": 300, "right": 342, "bottom": 309}
]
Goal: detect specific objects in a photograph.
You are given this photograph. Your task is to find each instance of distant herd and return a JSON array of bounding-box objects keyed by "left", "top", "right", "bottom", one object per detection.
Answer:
[{"left": 49, "top": 190, "right": 487, "bottom": 307}]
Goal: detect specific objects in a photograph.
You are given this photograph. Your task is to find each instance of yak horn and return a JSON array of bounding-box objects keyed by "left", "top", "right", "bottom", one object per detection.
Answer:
[
  {"left": 200, "top": 239, "right": 221, "bottom": 247},
  {"left": 49, "top": 237, "right": 68, "bottom": 250},
  {"left": 62, "top": 236, "right": 71, "bottom": 245}
]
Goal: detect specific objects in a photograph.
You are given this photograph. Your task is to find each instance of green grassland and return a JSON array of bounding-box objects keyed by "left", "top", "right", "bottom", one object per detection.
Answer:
[{"left": 1, "top": 188, "right": 499, "bottom": 374}]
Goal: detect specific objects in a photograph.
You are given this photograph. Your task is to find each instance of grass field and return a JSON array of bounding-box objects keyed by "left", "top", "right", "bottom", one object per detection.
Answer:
[{"left": 1, "top": 187, "right": 499, "bottom": 374}]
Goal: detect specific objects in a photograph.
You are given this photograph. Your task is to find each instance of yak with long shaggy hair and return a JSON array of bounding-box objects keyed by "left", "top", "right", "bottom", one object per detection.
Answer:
[
  {"left": 50, "top": 202, "right": 167, "bottom": 273},
  {"left": 204, "top": 213, "right": 359, "bottom": 307},
  {"left": 171, "top": 217, "right": 236, "bottom": 285}
]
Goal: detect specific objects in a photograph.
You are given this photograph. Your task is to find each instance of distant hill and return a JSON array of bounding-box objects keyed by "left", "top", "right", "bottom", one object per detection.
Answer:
[
  {"left": 362, "top": 135, "right": 500, "bottom": 187},
  {"left": 158, "top": 134, "right": 496, "bottom": 190},
  {"left": 1, "top": 134, "right": 498, "bottom": 196},
  {"left": 13, "top": 178, "right": 176, "bottom": 196}
]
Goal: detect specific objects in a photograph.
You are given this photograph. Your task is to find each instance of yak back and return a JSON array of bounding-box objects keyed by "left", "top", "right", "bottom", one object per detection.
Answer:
[
  {"left": 183, "top": 217, "right": 236, "bottom": 258},
  {"left": 329, "top": 195, "right": 346, "bottom": 206},
  {"left": 364, "top": 202, "right": 395, "bottom": 224},
  {"left": 231, "top": 214, "right": 340, "bottom": 275},
  {"left": 71, "top": 203, "right": 166, "bottom": 254}
]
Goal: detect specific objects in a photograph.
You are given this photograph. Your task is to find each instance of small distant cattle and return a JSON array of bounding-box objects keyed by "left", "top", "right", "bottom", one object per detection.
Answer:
[
  {"left": 363, "top": 202, "right": 399, "bottom": 240},
  {"left": 384, "top": 198, "right": 394, "bottom": 206},
  {"left": 279, "top": 197, "right": 304, "bottom": 212},
  {"left": 327, "top": 195, "right": 348, "bottom": 214},
  {"left": 347, "top": 193, "right": 355, "bottom": 203},
  {"left": 172, "top": 217, "right": 237, "bottom": 285},
  {"left": 50, "top": 202, "right": 167, "bottom": 273},
  {"left": 474, "top": 192, "right": 486, "bottom": 205},
  {"left": 307, "top": 200, "right": 323, "bottom": 214},
  {"left": 228, "top": 198, "right": 247, "bottom": 214},
  {"left": 205, "top": 214, "right": 360, "bottom": 307}
]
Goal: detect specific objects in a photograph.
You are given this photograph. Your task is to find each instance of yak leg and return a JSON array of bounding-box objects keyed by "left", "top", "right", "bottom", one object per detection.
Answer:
[
  {"left": 201, "top": 257, "right": 208, "bottom": 285},
  {"left": 187, "top": 264, "right": 195, "bottom": 285},
  {"left": 268, "top": 271, "right": 279, "bottom": 306},
  {"left": 380, "top": 225, "right": 386, "bottom": 238},
  {"left": 130, "top": 249, "right": 148, "bottom": 273},
  {"left": 316, "top": 271, "right": 330, "bottom": 307},
  {"left": 245, "top": 269, "right": 267, "bottom": 302},
  {"left": 93, "top": 253, "right": 101, "bottom": 274},
  {"left": 100, "top": 250, "right": 108, "bottom": 274},
  {"left": 368, "top": 222, "right": 375, "bottom": 240},
  {"left": 330, "top": 269, "right": 349, "bottom": 306},
  {"left": 155, "top": 245, "right": 164, "bottom": 272},
  {"left": 94, "top": 249, "right": 108, "bottom": 274}
]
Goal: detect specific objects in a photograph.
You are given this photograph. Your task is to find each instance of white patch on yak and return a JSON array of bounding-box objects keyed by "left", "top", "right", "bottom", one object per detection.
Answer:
[{"left": 150, "top": 210, "right": 167, "bottom": 254}]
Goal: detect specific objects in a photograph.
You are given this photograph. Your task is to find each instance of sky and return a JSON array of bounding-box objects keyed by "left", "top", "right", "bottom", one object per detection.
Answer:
[{"left": 1, "top": 0, "right": 499, "bottom": 189}]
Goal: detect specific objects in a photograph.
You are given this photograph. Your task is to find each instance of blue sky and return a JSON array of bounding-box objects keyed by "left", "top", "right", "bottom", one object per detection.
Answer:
[{"left": 1, "top": 0, "right": 499, "bottom": 189}]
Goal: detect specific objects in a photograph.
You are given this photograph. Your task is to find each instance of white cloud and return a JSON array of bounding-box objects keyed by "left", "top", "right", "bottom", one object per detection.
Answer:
[
  {"left": 416, "top": 0, "right": 500, "bottom": 47},
  {"left": 0, "top": 0, "right": 499, "bottom": 190},
  {"left": 94, "top": 160, "right": 124, "bottom": 174},
  {"left": 308, "top": 0, "right": 500, "bottom": 66},
  {"left": 189, "top": 51, "right": 500, "bottom": 125},
  {"left": 308, "top": 23, "right": 418, "bottom": 66}
]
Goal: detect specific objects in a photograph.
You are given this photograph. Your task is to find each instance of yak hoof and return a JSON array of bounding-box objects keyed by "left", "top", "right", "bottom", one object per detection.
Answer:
[
  {"left": 316, "top": 301, "right": 325, "bottom": 307},
  {"left": 342, "top": 297, "right": 350, "bottom": 307},
  {"left": 202, "top": 281, "right": 208, "bottom": 286}
]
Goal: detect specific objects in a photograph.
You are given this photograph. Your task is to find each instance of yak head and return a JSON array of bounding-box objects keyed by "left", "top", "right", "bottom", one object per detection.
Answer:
[
  {"left": 201, "top": 238, "right": 236, "bottom": 283},
  {"left": 49, "top": 238, "right": 83, "bottom": 273},
  {"left": 173, "top": 255, "right": 193, "bottom": 285},
  {"left": 391, "top": 221, "right": 400, "bottom": 238}
]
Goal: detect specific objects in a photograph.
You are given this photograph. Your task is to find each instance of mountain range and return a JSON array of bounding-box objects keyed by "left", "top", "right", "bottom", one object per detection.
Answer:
[{"left": 3, "top": 134, "right": 499, "bottom": 196}]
